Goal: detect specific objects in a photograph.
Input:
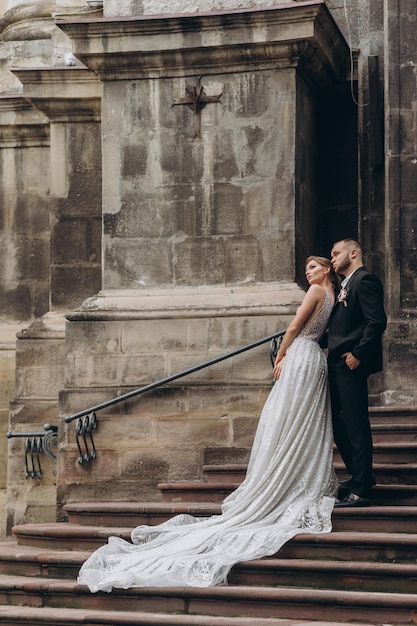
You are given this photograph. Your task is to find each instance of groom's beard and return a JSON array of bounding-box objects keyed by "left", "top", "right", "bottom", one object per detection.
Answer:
[{"left": 334, "top": 252, "right": 352, "bottom": 277}]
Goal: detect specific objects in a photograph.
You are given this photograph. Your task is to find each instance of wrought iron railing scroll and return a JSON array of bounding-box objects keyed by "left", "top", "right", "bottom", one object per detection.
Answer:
[
  {"left": 7, "top": 424, "right": 58, "bottom": 479},
  {"left": 75, "top": 411, "right": 97, "bottom": 465}
]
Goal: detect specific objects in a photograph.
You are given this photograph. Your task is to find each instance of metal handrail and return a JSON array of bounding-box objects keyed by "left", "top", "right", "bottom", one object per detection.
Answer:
[
  {"left": 7, "top": 424, "right": 58, "bottom": 478},
  {"left": 6, "top": 424, "right": 57, "bottom": 438},
  {"left": 65, "top": 330, "right": 285, "bottom": 423},
  {"left": 64, "top": 329, "right": 285, "bottom": 465}
]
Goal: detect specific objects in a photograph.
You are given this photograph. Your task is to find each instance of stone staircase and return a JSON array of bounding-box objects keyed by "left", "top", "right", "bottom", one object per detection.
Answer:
[{"left": 0, "top": 406, "right": 417, "bottom": 625}]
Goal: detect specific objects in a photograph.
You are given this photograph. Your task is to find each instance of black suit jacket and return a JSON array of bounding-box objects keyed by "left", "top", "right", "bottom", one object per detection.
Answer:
[{"left": 328, "top": 267, "right": 387, "bottom": 375}]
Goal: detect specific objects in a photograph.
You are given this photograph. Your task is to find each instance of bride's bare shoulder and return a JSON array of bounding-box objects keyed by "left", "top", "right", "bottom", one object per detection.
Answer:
[{"left": 306, "top": 284, "right": 327, "bottom": 300}]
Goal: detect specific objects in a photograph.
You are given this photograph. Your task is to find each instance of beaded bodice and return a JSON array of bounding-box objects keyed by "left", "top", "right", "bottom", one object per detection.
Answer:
[{"left": 299, "top": 289, "right": 333, "bottom": 342}]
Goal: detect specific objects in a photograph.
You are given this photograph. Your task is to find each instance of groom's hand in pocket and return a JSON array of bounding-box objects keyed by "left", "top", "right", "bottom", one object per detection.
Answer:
[{"left": 342, "top": 352, "right": 360, "bottom": 370}]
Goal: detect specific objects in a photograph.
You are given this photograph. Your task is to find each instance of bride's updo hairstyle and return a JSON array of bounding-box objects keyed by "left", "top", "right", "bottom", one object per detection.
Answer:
[{"left": 305, "top": 255, "right": 340, "bottom": 294}]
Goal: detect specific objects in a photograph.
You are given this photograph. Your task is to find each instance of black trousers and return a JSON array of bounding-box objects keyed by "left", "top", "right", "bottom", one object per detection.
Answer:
[{"left": 328, "top": 357, "right": 373, "bottom": 498}]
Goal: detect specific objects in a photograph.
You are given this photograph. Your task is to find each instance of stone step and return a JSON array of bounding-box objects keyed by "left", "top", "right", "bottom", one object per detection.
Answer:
[
  {"left": 157, "top": 480, "right": 417, "bottom": 503},
  {"left": 157, "top": 481, "right": 240, "bottom": 503},
  {"left": 202, "top": 464, "right": 246, "bottom": 484},
  {"left": 10, "top": 526, "right": 417, "bottom": 564},
  {"left": 332, "top": 504, "right": 417, "bottom": 533},
  {"left": 12, "top": 523, "right": 132, "bottom": 549},
  {"left": 6, "top": 402, "right": 417, "bottom": 626},
  {"left": 229, "top": 558, "right": 417, "bottom": 594},
  {"left": 368, "top": 483, "right": 417, "bottom": 504},
  {"left": 335, "top": 462, "right": 417, "bottom": 485},
  {"left": 2, "top": 540, "right": 417, "bottom": 595},
  {"left": 0, "top": 604, "right": 344, "bottom": 626},
  {"left": 203, "top": 445, "right": 417, "bottom": 483},
  {"left": 277, "top": 530, "right": 417, "bottom": 563},
  {"left": 0, "top": 542, "right": 87, "bottom": 578},
  {"left": 64, "top": 501, "right": 222, "bottom": 527},
  {"left": 371, "top": 422, "right": 417, "bottom": 443},
  {"left": 203, "top": 462, "right": 417, "bottom": 485},
  {"left": 63, "top": 501, "right": 417, "bottom": 534},
  {"left": 334, "top": 442, "right": 417, "bottom": 464},
  {"left": 369, "top": 464, "right": 417, "bottom": 485},
  {"left": 0, "top": 574, "right": 415, "bottom": 624},
  {"left": 369, "top": 406, "right": 417, "bottom": 423}
]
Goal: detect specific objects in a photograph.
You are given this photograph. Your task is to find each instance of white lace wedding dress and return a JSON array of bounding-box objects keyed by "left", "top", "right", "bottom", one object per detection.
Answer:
[{"left": 78, "top": 290, "right": 337, "bottom": 592}]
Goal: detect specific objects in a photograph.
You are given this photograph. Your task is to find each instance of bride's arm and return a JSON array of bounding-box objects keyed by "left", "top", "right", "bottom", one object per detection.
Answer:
[{"left": 273, "top": 285, "right": 324, "bottom": 378}]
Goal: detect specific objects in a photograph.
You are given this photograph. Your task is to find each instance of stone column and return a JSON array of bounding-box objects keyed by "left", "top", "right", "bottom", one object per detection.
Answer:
[
  {"left": 14, "top": 67, "right": 102, "bottom": 311},
  {"left": 3, "top": 68, "right": 102, "bottom": 531},
  {"left": 0, "top": 98, "right": 50, "bottom": 322},
  {"left": 383, "top": 0, "right": 417, "bottom": 404},
  {"left": 0, "top": 2, "right": 55, "bottom": 93},
  {"left": 0, "top": 96, "right": 52, "bottom": 534},
  {"left": 0, "top": 1, "right": 56, "bottom": 42},
  {"left": 0, "top": 1, "right": 97, "bottom": 94}
]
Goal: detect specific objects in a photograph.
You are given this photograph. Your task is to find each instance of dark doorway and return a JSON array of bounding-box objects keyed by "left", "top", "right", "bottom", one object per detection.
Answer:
[{"left": 318, "top": 85, "right": 358, "bottom": 258}]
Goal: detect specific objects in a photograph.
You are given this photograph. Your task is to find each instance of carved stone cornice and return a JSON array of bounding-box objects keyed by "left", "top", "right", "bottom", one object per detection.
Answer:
[
  {"left": 56, "top": 0, "right": 349, "bottom": 85},
  {"left": 12, "top": 67, "right": 101, "bottom": 122},
  {"left": 0, "top": 1, "right": 56, "bottom": 41},
  {"left": 0, "top": 95, "right": 49, "bottom": 147},
  {"left": 66, "top": 283, "right": 305, "bottom": 321}
]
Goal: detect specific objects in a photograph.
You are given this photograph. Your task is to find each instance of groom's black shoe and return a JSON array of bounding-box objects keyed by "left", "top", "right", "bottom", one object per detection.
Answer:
[{"left": 334, "top": 492, "right": 370, "bottom": 508}]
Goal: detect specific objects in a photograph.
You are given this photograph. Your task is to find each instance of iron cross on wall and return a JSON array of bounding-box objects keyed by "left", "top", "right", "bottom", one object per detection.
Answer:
[{"left": 172, "top": 76, "right": 222, "bottom": 139}]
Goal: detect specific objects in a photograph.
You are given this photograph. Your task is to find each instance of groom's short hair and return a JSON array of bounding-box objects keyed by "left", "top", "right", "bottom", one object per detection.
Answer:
[
  {"left": 342, "top": 238, "right": 361, "bottom": 250},
  {"left": 334, "top": 238, "right": 362, "bottom": 252},
  {"left": 334, "top": 238, "right": 363, "bottom": 262}
]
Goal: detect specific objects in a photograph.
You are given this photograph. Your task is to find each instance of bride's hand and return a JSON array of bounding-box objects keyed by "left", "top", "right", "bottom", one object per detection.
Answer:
[{"left": 273, "top": 358, "right": 284, "bottom": 380}]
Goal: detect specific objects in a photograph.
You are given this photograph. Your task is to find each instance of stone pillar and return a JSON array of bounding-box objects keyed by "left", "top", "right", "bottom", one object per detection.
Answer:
[
  {"left": 55, "top": 2, "right": 349, "bottom": 508},
  {"left": 0, "top": 1, "right": 56, "bottom": 93},
  {"left": 0, "top": 1, "right": 98, "bottom": 94},
  {"left": 356, "top": 0, "right": 385, "bottom": 265},
  {"left": 14, "top": 67, "right": 102, "bottom": 311},
  {"left": 0, "top": 323, "right": 25, "bottom": 537},
  {"left": 0, "top": 97, "right": 50, "bottom": 321},
  {"left": 3, "top": 68, "right": 102, "bottom": 531},
  {"left": 0, "top": 97, "right": 51, "bottom": 534},
  {"left": 0, "top": 0, "right": 55, "bottom": 40},
  {"left": 7, "top": 314, "right": 65, "bottom": 533},
  {"left": 383, "top": 0, "right": 417, "bottom": 405}
]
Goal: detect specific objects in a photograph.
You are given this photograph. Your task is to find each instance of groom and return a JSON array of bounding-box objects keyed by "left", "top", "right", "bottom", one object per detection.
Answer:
[{"left": 328, "top": 239, "right": 387, "bottom": 507}]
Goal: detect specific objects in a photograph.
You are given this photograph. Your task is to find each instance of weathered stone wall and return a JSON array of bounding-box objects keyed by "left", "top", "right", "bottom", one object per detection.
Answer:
[
  {"left": 50, "top": 119, "right": 102, "bottom": 308},
  {"left": 7, "top": 313, "right": 65, "bottom": 533},
  {"left": 59, "top": 284, "right": 302, "bottom": 507},
  {"left": 101, "top": 69, "right": 297, "bottom": 290},
  {"left": 55, "top": 2, "right": 349, "bottom": 507}
]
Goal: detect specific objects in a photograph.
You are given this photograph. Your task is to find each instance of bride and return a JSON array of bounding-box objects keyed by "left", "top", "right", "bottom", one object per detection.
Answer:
[{"left": 78, "top": 255, "right": 338, "bottom": 592}]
